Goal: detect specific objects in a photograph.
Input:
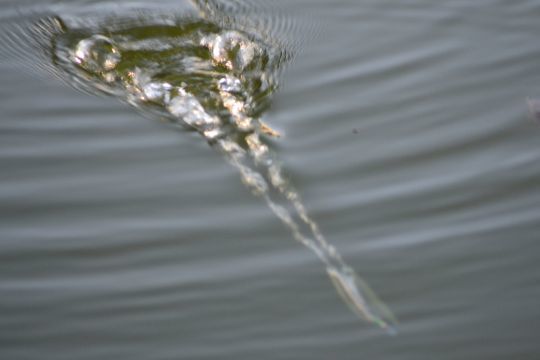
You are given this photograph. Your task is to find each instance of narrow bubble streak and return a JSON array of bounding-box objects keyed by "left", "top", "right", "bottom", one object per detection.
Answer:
[
  {"left": 216, "top": 136, "right": 325, "bottom": 259},
  {"left": 238, "top": 122, "right": 397, "bottom": 330}
]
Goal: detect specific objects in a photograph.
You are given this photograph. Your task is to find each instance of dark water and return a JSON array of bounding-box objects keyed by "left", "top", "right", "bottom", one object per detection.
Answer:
[{"left": 1, "top": 0, "right": 540, "bottom": 359}]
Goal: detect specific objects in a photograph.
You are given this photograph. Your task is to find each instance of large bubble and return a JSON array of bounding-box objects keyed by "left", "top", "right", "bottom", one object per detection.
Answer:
[{"left": 71, "top": 34, "right": 121, "bottom": 74}]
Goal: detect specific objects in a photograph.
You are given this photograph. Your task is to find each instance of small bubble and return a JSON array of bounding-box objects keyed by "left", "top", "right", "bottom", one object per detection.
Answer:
[
  {"left": 218, "top": 75, "right": 243, "bottom": 93},
  {"left": 142, "top": 82, "right": 173, "bottom": 104}
]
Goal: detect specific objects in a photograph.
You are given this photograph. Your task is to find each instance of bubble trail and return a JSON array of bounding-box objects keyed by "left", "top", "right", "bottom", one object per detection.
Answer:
[
  {"left": 16, "top": 1, "right": 397, "bottom": 331},
  {"left": 213, "top": 130, "right": 398, "bottom": 333}
]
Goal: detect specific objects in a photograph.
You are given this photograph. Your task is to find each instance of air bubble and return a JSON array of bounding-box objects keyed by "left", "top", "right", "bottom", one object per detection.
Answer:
[
  {"left": 71, "top": 35, "right": 121, "bottom": 74},
  {"left": 142, "top": 82, "right": 173, "bottom": 104},
  {"left": 204, "top": 31, "right": 260, "bottom": 71},
  {"left": 218, "top": 75, "right": 243, "bottom": 93},
  {"left": 167, "top": 91, "right": 221, "bottom": 131}
]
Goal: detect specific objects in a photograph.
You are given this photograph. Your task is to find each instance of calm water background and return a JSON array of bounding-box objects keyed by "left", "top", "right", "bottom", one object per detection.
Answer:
[{"left": 1, "top": 0, "right": 540, "bottom": 359}]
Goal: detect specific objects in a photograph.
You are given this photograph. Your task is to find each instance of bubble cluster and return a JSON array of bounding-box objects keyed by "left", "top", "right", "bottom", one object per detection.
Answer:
[{"left": 65, "top": 19, "right": 280, "bottom": 141}]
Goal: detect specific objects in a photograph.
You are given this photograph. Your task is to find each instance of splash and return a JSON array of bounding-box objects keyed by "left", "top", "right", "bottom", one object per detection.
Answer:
[{"left": 24, "top": 2, "right": 397, "bottom": 332}]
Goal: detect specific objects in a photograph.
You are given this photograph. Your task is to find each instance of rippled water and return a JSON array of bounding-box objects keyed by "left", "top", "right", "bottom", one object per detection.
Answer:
[{"left": 1, "top": 1, "right": 540, "bottom": 359}]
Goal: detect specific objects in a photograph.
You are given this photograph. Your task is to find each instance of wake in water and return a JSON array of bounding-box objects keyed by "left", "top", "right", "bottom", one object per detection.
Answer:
[{"left": 8, "top": 1, "right": 397, "bottom": 332}]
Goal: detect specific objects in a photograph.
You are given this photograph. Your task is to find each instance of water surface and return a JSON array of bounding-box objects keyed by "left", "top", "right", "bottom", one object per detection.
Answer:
[{"left": 1, "top": 0, "right": 540, "bottom": 359}]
